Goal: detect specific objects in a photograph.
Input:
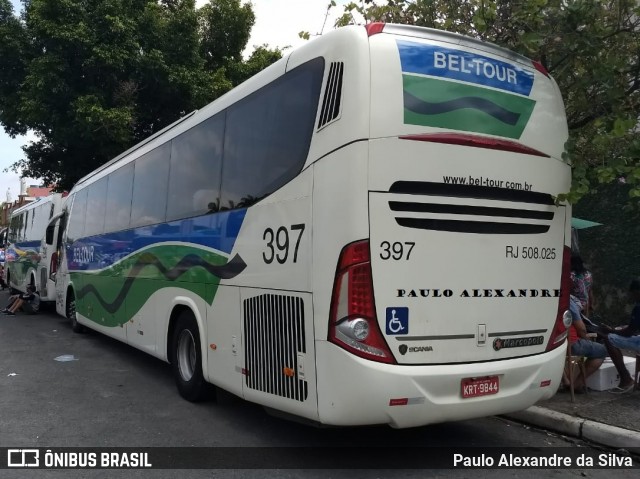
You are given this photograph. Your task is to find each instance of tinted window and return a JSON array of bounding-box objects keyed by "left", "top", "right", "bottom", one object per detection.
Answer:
[
  {"left": 23, "top": 210, "right": 29, "bottom": 239},
  {"left": 130, "top": 143, "right": 171, "bottom": 228},
  {"left": 167, "top": 113, "right": 225, "bottom": 220},
  {"left": 28, "top": 202, "right": 50, "bottom": 242},
  {"left": 220, "top": 57, "right": 324, "bottom": 210},
  {"left": 84, "top": 177, "right": 108, "bottom": 237},
  {"left": 9, "top": 214, "right": 20, "bottom": 243},
  {"left": 67, "top": 190, "right": 87, "bottom": 242},
  {"left": 104, "top": 162, "right": 134, "bottom": 233}
]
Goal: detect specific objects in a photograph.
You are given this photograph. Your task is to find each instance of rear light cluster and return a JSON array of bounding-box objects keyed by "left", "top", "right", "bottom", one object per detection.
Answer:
[
  {"left": 365, "top": 22, "right": 385, "bottom": 36},
  {"left": 546, "top": 245, "right": 572, "bottom": 351},
  {"left": 50, "top": 251, "right": 58, "bottom": 280},
  {"left": 328, "top": 240, "right": 395, "bottom": 364},
  {"left": 531, "top": 60, "right": 550, "bottom": 77}
]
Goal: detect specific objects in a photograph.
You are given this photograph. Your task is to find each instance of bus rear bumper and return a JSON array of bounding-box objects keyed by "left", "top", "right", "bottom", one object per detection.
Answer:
[{"left": 315, "top": 341, "right": 566, "bottom": 428}]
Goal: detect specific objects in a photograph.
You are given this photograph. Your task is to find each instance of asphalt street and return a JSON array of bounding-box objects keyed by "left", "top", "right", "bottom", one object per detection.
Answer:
[{"left": 0, "top": 289, "right": 637, "bottom": 478}]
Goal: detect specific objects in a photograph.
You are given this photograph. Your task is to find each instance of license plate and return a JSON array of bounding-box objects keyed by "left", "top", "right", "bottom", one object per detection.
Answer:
[{"left": 461, "top": 376, "right": 499, "bottom": 398}]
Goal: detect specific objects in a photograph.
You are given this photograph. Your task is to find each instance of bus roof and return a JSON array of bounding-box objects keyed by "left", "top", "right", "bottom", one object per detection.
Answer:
[
  {"left": 9, "top": 194, "right": 60, "bottom": 216},
  {"left": 380, "top": 24, "right": 537, "bottom": 69}
]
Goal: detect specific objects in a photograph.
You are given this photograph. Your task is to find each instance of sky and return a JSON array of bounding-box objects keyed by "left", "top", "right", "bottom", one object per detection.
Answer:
[{"left": 0, "top": 0, "right": 352, "bottom": 203}]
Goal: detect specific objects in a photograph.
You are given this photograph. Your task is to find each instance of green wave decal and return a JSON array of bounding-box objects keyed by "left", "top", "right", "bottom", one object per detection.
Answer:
[
  {"left": 7, "top": 248, "right": 40, "bottom": 285},
  {"left": 403, "top": 75, "right": 536, "bottom": 139},
  {"left": 70, "top": 244, "right": 245, "bottom": 327},
  {"left": 404, "top": 91, "right": 521, "bottom": 125}
]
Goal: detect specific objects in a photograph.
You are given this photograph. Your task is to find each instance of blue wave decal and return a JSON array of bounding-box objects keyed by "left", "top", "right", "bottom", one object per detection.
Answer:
[
  {"left": 10, "top": 240, "right": 41, "bottom": 250},
  {"left": 404, "top": 91, "right": 521, "bottom": 125},
  {"left": 397, "top": 41, "right": 534, "bottom": 96},
  {"left": 68, "top": 208, "right": 247, "bottom": 271}
]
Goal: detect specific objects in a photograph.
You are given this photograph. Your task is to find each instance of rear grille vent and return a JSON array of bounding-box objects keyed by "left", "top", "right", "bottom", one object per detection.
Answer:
[
  {"left": 389, "top": 181, "right": 556, "bottom": 235},
  {"left": 244, "top": 294, "right": 308, "bottom": 402},
  {"left": 317, "top": 62, "right": 344, "bottom": 130}
]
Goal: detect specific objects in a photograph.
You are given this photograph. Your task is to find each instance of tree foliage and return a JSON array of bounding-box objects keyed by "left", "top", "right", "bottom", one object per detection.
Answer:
[
  {"left": 0, "top": 0, "right": 281, "bottom": 191},
  {"left": 334, "top": 0, "right": 640, "bottom": 204}
]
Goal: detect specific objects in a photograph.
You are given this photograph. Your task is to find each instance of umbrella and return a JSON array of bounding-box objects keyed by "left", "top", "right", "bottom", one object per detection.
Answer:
[{"left": 571, "top": 217, "right": 602, "bottom": 230}]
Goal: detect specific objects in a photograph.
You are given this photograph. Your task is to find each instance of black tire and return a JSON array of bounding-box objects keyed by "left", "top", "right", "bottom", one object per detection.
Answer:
[
  {"left": 170, "top": 310, "right": 214, "bottom": 402},
  {"left": 67, "top": 290, "right": 84, "bottom": 333},
  {"left": 7, "top": 273, "right": 19, "bottom": 295}
]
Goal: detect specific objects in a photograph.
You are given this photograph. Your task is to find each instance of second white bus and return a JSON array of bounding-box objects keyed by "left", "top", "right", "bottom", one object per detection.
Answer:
[
  {"left": 6, "top": 193, "right": 65, "bottom": 301},
  {"left": 52, "top": 23, "right": 571, "bottom": 428}
]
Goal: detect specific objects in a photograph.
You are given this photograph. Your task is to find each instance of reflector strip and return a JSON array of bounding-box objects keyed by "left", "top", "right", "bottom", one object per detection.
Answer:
[
  {"left": 399, "top": 132, "right": 549, "bottom": 158},
  {"left": 389, "top": 397, "right": 426, "bottom": 406}
]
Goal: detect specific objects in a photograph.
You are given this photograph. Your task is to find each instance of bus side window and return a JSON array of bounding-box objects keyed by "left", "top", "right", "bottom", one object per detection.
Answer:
[
  {"left": 167, "top": 113, "right": 224, "bottom": 221},
  {"left": 220, "top": 57, "right": 324, "bottom": 211},
  {"left": 45, "top": 223, "right": 55, "bottom": 246}
]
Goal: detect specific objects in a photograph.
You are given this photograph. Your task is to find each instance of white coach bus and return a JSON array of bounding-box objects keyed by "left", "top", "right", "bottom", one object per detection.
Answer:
[
  {"left": 51, "top": 23, "right": 571, "bottom": 428},
  {"left": 6, "top": 193, "right": 65, "bottom": 301}
]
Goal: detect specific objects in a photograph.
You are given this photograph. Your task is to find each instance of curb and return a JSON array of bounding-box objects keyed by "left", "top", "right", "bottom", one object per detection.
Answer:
[{"left": 504, "top": 406, "right": 640, "bottom": 453}]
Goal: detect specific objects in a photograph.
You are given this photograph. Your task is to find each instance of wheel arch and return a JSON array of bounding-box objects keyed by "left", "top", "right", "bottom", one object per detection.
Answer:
[
  {"left": 165, "top": 298, "right": 208, "bottom": 380},
  {"left": 66, "top": 284, "right": 75, "bottom": 308}
]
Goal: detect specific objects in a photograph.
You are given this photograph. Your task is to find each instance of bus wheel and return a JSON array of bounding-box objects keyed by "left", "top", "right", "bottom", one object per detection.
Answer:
[
  {"left": 7, "top": 273, "right": 18, "bottom": 295},
  {"left": 171, "top": 310, "right": 213, "bottom": 402},
  {"left": 67, "top": 291, "right": 84, "bottom": 333}
]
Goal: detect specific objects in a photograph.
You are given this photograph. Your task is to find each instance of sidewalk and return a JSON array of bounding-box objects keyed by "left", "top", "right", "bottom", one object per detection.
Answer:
[{"left": 505, "top": 386, "right": 640, "bottom": 453}]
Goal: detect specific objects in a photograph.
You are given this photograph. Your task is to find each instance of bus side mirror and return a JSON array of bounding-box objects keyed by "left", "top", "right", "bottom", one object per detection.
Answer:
[{"left": 45, "top": 224, "right": 55, "bottom": 245}]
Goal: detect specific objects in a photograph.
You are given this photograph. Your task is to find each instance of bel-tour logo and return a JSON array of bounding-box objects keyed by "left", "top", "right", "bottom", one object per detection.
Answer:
[
  {"left": 396, "top": 41, "right": 535, "bottom": 97},
  {"left": 397, "top": 288, "right": 561, "bottom": 298},
  {"left": 493, "top": 336, "right": 544, "bottom": 351}
]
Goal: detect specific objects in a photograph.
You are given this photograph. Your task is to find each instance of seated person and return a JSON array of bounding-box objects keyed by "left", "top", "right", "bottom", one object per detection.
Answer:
[
  {"left": 1, "top": 285, "right": 40, "bottom": 316},
  {"left": 601, "top": 278, "right": 640, "bottom": 393},
  {"left": 565, "top": 296, "right": 607, "bottom": 391}
]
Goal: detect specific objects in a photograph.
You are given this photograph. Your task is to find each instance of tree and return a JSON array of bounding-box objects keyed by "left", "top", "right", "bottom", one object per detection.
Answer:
[
  {"left": 227, "top": 45, "right": 284, "bottom": 86},
  {"left": 333, "top": 0, "right": 640, "bottom": 203},
  {"left": 199, "top": 0, "right": 254, "bottom": 73},
  {"left": 0, "top": 0, "right": 281, "bottom": 191},
  {"left": 0, "top": 0, "right": 28, "bottom": 136}
]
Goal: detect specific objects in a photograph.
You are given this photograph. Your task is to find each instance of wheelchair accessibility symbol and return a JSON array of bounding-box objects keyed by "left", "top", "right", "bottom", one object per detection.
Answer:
[{"left": 386, "top": 307, "right": 409, "bottom": 335}]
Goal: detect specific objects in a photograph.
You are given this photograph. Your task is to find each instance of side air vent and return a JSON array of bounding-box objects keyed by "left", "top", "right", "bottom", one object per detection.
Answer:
[
  {"left": 317, "top": 62, "right": 344, "bottom": 130},
  {"left": 244, "top": 294, "right": 308, "bottom": 402}
]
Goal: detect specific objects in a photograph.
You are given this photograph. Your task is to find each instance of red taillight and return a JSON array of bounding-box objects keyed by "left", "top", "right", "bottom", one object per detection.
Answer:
[
  {"left": 531, "top": 60, "right": 550, "bottom": 78},
  {"left": 399, "top": 133, "right": 550, "bottom": 158},
  {"left": 328, "top": 240, "right": 395, "bottom": 364},
  {"left": 50, "top": 251, "right": 58, "bottom": 277},
  {"left": 546, "top": 245, "right": 572, "bottom": 351},
  {"left": 365, "top": 22, "right": 385, "bottom": 36}
]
